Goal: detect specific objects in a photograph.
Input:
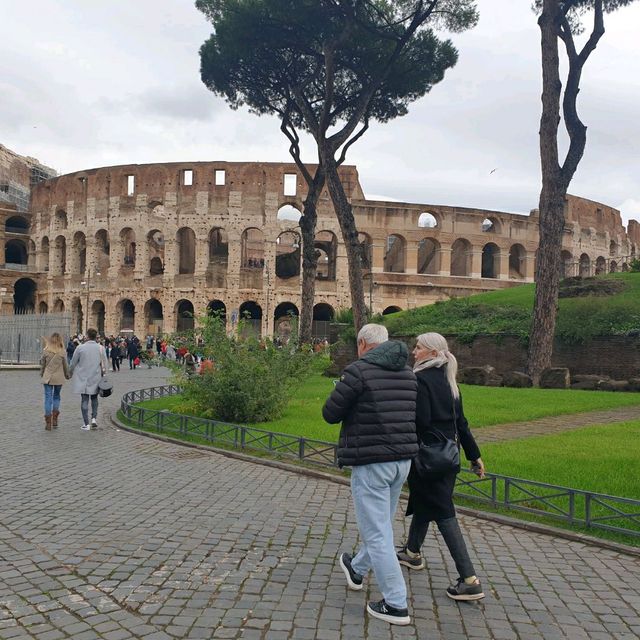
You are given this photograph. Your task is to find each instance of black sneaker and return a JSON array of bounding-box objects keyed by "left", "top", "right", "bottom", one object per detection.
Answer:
[
  {"left": 338, "top": 553, "right": 363, "bottom": 591},
  {"left": 366, "top": 599, "right": 410, "bottom": 625},
  {"left": 396, "top": 545, "right": 425, "bottom": 570},
  {"left": 446, "top": 577, "right": 485, "bottom": 601}
]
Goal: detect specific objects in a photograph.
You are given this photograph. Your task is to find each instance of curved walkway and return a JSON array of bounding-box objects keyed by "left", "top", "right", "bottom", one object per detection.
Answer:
[{"left": 1, "top": 368, "right": 639, "bottom": 640}]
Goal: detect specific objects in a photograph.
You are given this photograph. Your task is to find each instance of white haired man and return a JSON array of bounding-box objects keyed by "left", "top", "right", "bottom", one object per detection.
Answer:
[{"left": 323, "top": 323, "right": 418, "bottom": 625}]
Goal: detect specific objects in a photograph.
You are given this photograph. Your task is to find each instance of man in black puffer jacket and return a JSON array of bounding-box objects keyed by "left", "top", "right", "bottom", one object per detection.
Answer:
[{"left": 323, "top": 324, "right": 418, "bottom": 626}]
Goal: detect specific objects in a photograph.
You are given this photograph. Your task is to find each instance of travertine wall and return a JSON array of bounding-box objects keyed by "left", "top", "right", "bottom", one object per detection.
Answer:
[{"left": 3, "top": 158, "right": 639, "bottom": 337}]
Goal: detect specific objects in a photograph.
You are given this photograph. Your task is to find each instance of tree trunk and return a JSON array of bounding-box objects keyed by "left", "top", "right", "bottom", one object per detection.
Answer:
[
  {"left": 322, "top": 154, "right": 368, "bottom": 333},
  {"left": 298, "top": 173, "right": 325, "bottom": 345},
  {"left": 527, "top": 0, "right": 564, "bottom": 383}
]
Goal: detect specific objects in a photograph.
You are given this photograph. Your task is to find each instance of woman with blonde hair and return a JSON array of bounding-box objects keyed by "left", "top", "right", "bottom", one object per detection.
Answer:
[
  {"left": 397, "top": 332, "right": 486, "bottom": 601},
  {"left": 40, "top": 332, "right": 70, "bottom": 430}
]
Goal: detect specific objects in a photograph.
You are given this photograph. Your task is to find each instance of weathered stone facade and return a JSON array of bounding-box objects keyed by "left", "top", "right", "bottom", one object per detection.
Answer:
[{"left": 2, "top": 150, "right": 639, "bottom": 337}]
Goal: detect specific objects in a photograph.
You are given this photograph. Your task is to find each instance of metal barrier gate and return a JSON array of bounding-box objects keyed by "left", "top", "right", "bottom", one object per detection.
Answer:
[{"left": 0, "top": 312, "right": 72, "bottom": 364}]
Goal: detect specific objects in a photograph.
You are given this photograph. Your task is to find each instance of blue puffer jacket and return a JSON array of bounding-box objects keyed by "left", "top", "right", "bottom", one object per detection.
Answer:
[{"left": 322, "top": 341, "right": 418, "bottom": 467}]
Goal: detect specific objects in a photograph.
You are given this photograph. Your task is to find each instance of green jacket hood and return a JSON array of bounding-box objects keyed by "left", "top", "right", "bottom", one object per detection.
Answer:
[{"left": 361, "top": 340, "right": 409, "bottom": 371}]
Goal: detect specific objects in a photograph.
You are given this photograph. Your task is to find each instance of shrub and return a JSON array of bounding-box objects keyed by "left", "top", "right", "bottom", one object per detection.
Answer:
[{"left": 177, "top": 314, "right": 315, "bottom": 423}]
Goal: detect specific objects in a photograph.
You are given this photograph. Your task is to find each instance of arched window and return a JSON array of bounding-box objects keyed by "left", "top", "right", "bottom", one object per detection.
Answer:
[
  {"left": 40, "top": 237, "right": 50, "bottom": 272},
  {"left": 13, "top": 278, "right": 36, "bottom": 313},
  {"left": 53, "top": 298, "right": 65, "bottom": 313},
  {"left": 148, "top": 230, "right": 164, "bottom": 275},
  {"left": 595, "top": 256, "right": 606, "bottom": 275},
  {"left": 277, "top": 204, "right": 302, "bottom": 223},
  {"left": 120, "top": 228, "right": 136, "bottom": 267},
  {"left": 5, "top": 239, "right": 28, "bottom": 265},
  {"left": 382, "top": 306, "right": 402, "bottom": 315},
  {"left": 118, "top": 299, "right": 135, "bottom": 331},
  {"left": 314, "top": 231, "right": 337, "bottom": 280},
  {"left": 481, "top": 243, "right": 500, "bottom": 278},
  {"left": 274, "top": 302, "right": 299, "bottom": 339},
  {"left": 207, "top": 299, "right": 226, "bottom": 321},
  {"left": 239, "top": 300, "right": 262, "bottom": 337},
  {"left": 5, "top": 216, "right": 29, "bottom": 234},
  {"left": 359, "top": 232, "right": 372, "bottom": 270},
  {"left": 418, "top": 238, "right": 440, "bottom": 275},
  {"left": 73, "top": 231, "right": 87, "bottom": 275},
  {"left": 481, "top": 217, "right": 500, "bottom": 233},
  {"left": 209, "top": 228, "right": 228, "bottom": 266},
  {"left": 54, "top": 210, "right": 68, "bottom": 231},
  {"left": 38, "top": 301, "right": 48, "bottom": 314},
  {"left": 52, "top": 236, "right": 66, "bottom": 275},
  {"left": 508, "top": 244, "right": 526, "bottom": 279},
  {"left": 450, "top": 238, "right": 471, "bottom": 276},
  {"left": 417, "top": 212, "right": 438, "bottom": 229},
  {"left": 312, "top": 303, "right": 334, "bottom": 340},
  {"left": 383, "top": 234, "right": 406, "bottom": 273},
  {"left": 579, "top": 253, "right": 591, "bottom": 277},
  {"left": 175, "top": 299, "right": 195, "bottom": 332},
  {"left": 145, "top": 299, "right": 164, "bottom": 334},
  {"left": 71, "top": 297, "right": 83, "bottom": 334},
  {"left": 610, "top": 260, "right": 618, "bottom": 273},
  {"left": 241, "top": 228, "right": 265, "bottom": 270},
  {"left": 560, "top": 250, "right": 573, "bottom": 279},
  {"left": 91, "top": 300, "right": 106, "bottom": 335},
  {"left": 95, "top": 229, "right": 110, "bottom": 272},
  {"left": 275, "top": 231, "right": 301, "bottom": 279},
  {"left": 177, "top": 227, "right": 196, "bottom": 274}
]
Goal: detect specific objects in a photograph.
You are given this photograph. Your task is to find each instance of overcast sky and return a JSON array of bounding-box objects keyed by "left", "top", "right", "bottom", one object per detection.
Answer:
[{"left": 2, "top": 1, "right": 639, "bottom": 224}]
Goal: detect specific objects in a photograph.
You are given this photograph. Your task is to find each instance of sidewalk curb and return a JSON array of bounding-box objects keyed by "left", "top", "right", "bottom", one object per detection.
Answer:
[{"left": 109, "top": 411, "right": 640, "bottom": 559}]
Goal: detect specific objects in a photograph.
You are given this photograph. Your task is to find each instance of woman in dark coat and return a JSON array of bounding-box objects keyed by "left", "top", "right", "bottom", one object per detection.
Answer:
[{"left": 398, "top": 332, "right": 486, "bottom": 601}]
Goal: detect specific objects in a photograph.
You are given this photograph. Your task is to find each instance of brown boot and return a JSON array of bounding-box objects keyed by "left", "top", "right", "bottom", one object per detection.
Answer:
[
  {"left": 45, "top": 415, "right": 52, "bottom": 431},
  {"left": 52, "top": 410, "right": 60, "bottom": 427}
]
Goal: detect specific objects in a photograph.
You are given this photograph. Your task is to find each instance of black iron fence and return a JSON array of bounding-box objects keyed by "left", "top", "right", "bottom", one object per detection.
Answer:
[{"left": 121, "top": 385, "right": 640, "bottom": 539}]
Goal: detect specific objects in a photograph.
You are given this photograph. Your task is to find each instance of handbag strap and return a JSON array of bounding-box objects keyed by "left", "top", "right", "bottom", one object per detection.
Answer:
[{"left": 451, "top": 390, "right": 459, "bottom": 444}]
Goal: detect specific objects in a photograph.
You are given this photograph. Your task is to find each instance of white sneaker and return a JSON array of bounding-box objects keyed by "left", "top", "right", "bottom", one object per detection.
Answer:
[
  {"left": 81, "top": 424, "right": 91, "bottom": 431},
  {"left": 90, "top": 418, "right": 98, "bottom": 429}
]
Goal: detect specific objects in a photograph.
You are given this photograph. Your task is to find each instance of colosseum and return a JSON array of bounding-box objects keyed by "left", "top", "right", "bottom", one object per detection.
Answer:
[{"left": 1, "top": 143, "right": 639, "bottom": 338}]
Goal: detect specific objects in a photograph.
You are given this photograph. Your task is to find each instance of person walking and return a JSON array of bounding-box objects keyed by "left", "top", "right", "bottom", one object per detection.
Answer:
[
  {"left": 323, "top": 324, "right": 418, "bottom": 626},
  {"left": 397, "top": 332, "right": 486, "bottom": 601},
  {"left": 40, "top": 332, "right": 70, "bottom": 430},
  {"left": 127, "top": 337, "right": 139, "bottom": 370},
  {"left": 66, "top": 337, "right": 77, "bottom": 364},
  {"left": 69, "top": 328, "right": 108, "bottom": 431},
  {"left": 110, "top": 339, "right": 120, "bottom": 372}
]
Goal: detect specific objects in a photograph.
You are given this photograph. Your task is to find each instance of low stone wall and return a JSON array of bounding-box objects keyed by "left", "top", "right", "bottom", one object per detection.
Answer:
[{"left": 329, "top": 331, "right": 640, "bottom": 379}]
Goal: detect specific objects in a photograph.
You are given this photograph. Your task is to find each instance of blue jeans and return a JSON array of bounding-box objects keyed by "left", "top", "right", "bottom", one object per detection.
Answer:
[
  {"left": 350, "top": 459, "right": 411, "bottom": 609},
  {"left": 81, "top": 394, "right": 99, "bottom": 425},
  {"left": 43, "top": 384, "right": 62, "bottom": 415}
]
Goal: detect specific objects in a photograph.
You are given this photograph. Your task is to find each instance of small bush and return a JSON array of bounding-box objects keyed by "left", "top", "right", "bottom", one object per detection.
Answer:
[{"left": 178, "top": 315, "right": 315, "bottom": 423}]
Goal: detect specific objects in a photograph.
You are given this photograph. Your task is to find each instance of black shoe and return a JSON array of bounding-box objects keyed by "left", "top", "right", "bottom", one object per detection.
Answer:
[
  {"left": 396, "top": 545, "right": 425, "bottom": 570},
  {"left": 338, "top": 553, "right": 363, "bottom": 591},
  {"left": 366, "top": 599, "right": 410, "bottom": 625},
  {"left": 446, "top": 577, "right": 485, "bottom": 601}
]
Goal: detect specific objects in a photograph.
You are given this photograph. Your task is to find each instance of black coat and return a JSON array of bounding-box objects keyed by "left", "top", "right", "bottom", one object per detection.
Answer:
[
  {"left": 407, "top": 366, "right": 481, "bottom": 521},
  {"left": 322, "top": 341, "right": 418, "bottom": 467}
]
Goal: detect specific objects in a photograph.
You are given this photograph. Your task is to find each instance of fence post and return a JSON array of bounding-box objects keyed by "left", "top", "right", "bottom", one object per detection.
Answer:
[
  {"left": 504, "top": 477, "right": 510, "bottom": 507},
  {"left": 585, "top": 494, "right": 592, "bottom": 528},
  {"left": 491, "top": 476, "right": 497, "bottom": 504},
  {"left": 568, "top": 491, "right": 575, "bottom": 524},
  {"left": 17, "top": 333, "right": 21, "bottom": 364},
  {"left": 241, "top": 427, "right": 246, "bottom": 449},
  {"left": 299, "top": 438, "right": 305, "bottom": 461}
]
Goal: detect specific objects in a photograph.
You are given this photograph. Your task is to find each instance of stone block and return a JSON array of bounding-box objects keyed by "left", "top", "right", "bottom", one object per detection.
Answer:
[
  {"left": 502, "top": 371, "right": 533, "bottom": 388},
  {"left": 458, "top": 365, "right": 502, "bottom": 387},
  {"left": 539, "top": 367, "right": 570, "bottom": 389},
  {"left": 571, "top": 374, "right": 609, "bottom": 390},
  {"left": 598, "top": 379, "right": 631, "bottom": 392}
]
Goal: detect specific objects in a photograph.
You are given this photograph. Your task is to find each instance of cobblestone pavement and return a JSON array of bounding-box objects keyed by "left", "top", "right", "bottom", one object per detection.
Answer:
[
  {"left": 1, "top": 368, "right": 640, "bottom": 639},
  {"left": 475, "top": 405, "right": 640, "bottom": 444}
]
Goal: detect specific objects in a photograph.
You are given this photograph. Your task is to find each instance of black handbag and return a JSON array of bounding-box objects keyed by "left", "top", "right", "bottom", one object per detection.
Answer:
[{"left": 413, "top": 395, "right": 460, "bottom": 476}]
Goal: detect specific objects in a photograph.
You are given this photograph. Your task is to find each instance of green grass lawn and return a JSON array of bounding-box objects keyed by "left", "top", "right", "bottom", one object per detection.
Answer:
[{"left": 135, "top": 373, "right": 640, "bottom": 442}]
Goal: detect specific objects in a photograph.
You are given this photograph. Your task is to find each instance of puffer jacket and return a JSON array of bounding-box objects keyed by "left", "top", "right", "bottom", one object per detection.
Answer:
[{"left": 322, "top": 340, "right": 418, "bottom": 467}]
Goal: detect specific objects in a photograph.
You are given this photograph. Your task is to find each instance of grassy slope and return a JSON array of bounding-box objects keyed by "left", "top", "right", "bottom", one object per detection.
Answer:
[{"left": 382, "top": 272, "right": 640, "bottom": 342}]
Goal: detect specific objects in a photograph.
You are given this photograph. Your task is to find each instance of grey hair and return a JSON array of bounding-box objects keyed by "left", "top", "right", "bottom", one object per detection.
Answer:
[
  {"left": 416, "top": 332, "right": 460, "bottom": 399},
  {"left": 357, "top": 323, "right": 389, "bottom": 346}
]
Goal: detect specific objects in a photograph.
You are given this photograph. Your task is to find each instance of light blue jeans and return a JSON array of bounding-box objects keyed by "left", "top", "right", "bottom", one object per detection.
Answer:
[
  {"left": 43, "top": 384, "right": 62, "bottom": 415},
  {"left": 350, "top": 459, "right": 411, "bottom": 609}
]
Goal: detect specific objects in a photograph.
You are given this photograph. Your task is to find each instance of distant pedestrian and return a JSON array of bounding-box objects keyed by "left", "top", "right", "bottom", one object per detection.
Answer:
[
  {"left": 69, "top": 328, "right": 108, "bottom": 431},
  {"left": 183, "top": 348, "right": 197, "bottom": 376},
  {"left": 397, "top": 332, "right": 486, "bottom": 601},
  {"left": 127, "top": 337, "right": 140, "bottom": 370},
  {"left": 40, "top": 332, "right": 70, "bottom": 430},
  {"left": 110, "top": 339, "right": 120, "bottom": 372},
  {"left": 323, "top": 324, "right": 418, "bottom": 626},
  {"left": 66, "top": 338, "right": 76, "bottom": 364}
]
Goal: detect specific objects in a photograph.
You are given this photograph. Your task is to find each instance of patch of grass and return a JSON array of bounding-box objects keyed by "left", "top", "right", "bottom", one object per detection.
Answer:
[{"left": 382, "top": 272, "right": 640, "bottom": 344}]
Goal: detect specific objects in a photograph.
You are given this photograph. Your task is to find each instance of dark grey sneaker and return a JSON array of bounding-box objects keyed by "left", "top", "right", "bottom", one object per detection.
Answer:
[
  {"left": 446, "top": 577, "right": 485, "bottom": 601},
  {"left": 396, "top": 545, "right": 425, "bottom": 570},
  {"left": 339, "top": 553, "right": 363, "bottom": 591},
  {"left": 366, "top": 599, "right": 411, "bottom": 625}
]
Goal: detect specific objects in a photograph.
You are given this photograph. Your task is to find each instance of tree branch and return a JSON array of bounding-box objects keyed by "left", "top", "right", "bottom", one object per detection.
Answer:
[{"left": 336, "top": 117, "right": 370, "bottom": 166}]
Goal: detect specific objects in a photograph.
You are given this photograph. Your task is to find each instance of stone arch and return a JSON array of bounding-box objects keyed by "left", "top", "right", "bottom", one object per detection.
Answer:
[
  {"left": 610, "top": 260, "right": 618, "bottom": 273},
  {"left": 175, "top": 299, "right": 195, "bottom": 332},
  {"left": 117, "top": 299, "right": 136, "bottom": 332},
  {"left": 95, "top": 229, "right": 110, "bottom": 272},
  {"left": 239, "top": 300, "right": 262, "bottom": 338},
  {"left": 241, "top": 228, "right": 265, "bottom": 270},
  {"left": 418, "top": 237, "right": 440, "bottom": 275},
  {"left": 147, "top": 229, "right": 165, "bottom": 275},
  {"left": 5, "top": 215, "right": 29, "bottom": 233},
  {"left": 481, "top": 217, "right": 501, "bottom": 233},
  {"left": 38, "top": 301, "right": 48, "bottom": 314},
  {"left": 52, "top": 235, "right": 66, "bottom": 275},
  {"left": 275, "top": 231, "right": 300, "bottom": 279},
  {"left": 509, "top": 243, "right": 526, "bottom": 279},
  {"left": 5, "top": 239, "right": 28, "bottom": 265},
  {"left": 417, "top": 212, "right": 438, "bottom": 229},
  {"left": 382, "top": 306, "right": 402, "bottom": 315},
  {"left": 359, "top": 232, "right": 373, "bottom": 270},
  {"left": 120, "top": 228, "right": 136, "bottom": 267},
  {"left": 144, "top": 298, "right": 164, "bottom": 334},
  {"left": 274, "top": 302, "right": 299, "bottom": 339},
  {"left": 312, "top": 303, "right": 334, "bottom": 340},
  {"left": 209, "top": 227, "right": 229, "bottom": 266},
  {"left": 207, "top": 299, "right": 226, "bottom": 321},
  {"left": 481, "top": 242, "right": 500, "bottom": 279},
  {"left": 315, "top": 231, "right": 337, "bottom": 280},
  {"left": 277, "top": 204, "right": 302, "bottom": 223},
  {"left": 40, "top": 236, "right": 50, "bottom": 272},
  {"left": 54, "top": 209, "right": 68, "bottom": 231},
  {"left": 73, "top": 231, "right": 87, "bottom": 275},
  {"left": 13, "top": 277, "right": 36, "bottom": 313},
  {"left": 595, "top": 255, "right": 606, "bottom": 275},
  {"left": 384, "top": 234, "right": 406, "bottom": 273},
  {"left": 450, "top": 238, "right": 472, "bottom": 276},
  {"left": 91, "top": 300, "right": 106, "bottom": 335},
  {"left": 579, "top": 253, "right": 591, "bottom": 277},
  {"left": 71, "top": 297, "right": 83, "bottom": 334},
  {"left": 560, "top": 250, "right": 573, "bottom": 279},
  {"left": 176, "top": 227, "right": 196, "bottom": 274},
  {"left": 53, "top": 298, "right": 65, "bottom": 313}
]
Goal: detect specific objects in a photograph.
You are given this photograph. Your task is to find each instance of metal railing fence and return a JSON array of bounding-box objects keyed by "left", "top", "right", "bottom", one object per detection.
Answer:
[
  {"left": 0, "top": 312, "right": 72, "bottom": 364},
  {"left": 121, "top": 385, "right": 640, "bottom": 539}
]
